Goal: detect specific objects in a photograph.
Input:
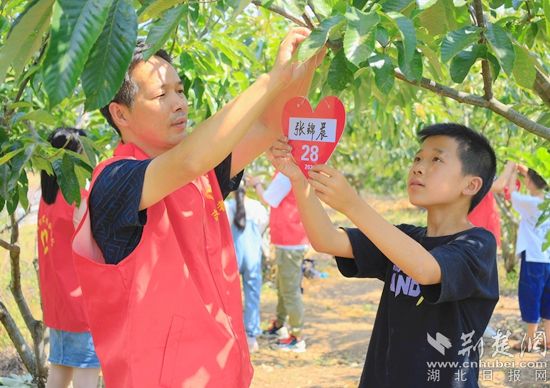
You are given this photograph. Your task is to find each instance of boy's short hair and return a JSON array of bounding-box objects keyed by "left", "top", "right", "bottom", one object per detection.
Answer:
[
  {"left": 527, "top": 168, "right": 548, "bottom": 190},
  {"left": 100, "top": 41, "right": 172, "bottom": 136},
  {"left": 418, "top": 123, "right": 496, "bottom": 212}
]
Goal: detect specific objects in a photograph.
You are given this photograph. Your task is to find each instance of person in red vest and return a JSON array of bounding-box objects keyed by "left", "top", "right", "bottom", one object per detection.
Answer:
[
  {"left": 72, "top": 29, "right": 324, "bottom": 387},
  {"left": 38, "top": 127, "right": 100, "bottom": 388},
  {"left": 249, "top": 172, "right": 309, "bottom": 352}
]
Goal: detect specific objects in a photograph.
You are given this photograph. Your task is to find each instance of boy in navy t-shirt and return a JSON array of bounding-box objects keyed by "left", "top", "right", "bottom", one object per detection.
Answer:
[{"left": 271, "top": 123, "right": 499, "bottom": 387}]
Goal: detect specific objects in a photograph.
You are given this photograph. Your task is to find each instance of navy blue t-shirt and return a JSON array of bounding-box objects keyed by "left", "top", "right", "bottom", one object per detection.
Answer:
[
  {"left": 336, "top": 225, "right": 498, "bottom": 388},
  {"left": 90, "top": 154, "right": 241, "bottom": 265}
]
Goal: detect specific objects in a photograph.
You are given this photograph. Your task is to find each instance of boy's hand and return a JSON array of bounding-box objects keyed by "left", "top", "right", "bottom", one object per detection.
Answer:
[
  {"left": 269, "top": 137, "right": 304, "bottom": 183},
  {"left": 308, "top": 164, "right": 360, "bottom": 214}
]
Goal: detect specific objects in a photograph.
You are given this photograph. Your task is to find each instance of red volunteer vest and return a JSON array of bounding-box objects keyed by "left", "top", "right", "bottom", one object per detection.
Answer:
[
  {"left": 269, "top": 174, "right": 308, "bottom": 246},
  {"left": 468, "top": 191, "right": 501, "bottom": 247},
  {"left": 72, "top": 143, "right": 252, "bottom": 388},
  {"left": 38, "top": 191, "right": 89, "bottom": 331}
]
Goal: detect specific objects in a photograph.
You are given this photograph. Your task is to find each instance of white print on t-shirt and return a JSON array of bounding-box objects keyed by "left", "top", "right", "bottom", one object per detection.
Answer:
[{"left": 390, "top": 264, "right": 421, "bottom": 298}]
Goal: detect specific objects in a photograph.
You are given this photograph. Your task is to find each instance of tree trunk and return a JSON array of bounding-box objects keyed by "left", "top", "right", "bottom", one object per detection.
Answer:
[
  {"left": 495, "top": 196, "right": 518, "bottom": 273},
  {"left": 0, "top": 214, "right": 48, "bottom": 385}
]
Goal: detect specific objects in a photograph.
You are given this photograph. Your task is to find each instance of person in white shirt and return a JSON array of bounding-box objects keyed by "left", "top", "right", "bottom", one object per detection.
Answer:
[{"left": 507, "top": 162, "right": 549, "bottom": 351}]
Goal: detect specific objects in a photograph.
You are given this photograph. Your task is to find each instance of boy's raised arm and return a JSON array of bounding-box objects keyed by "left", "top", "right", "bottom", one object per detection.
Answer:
[
  {"left": 308, "top": 164, "right": 442, "bottom": 285},
  {"left": 270, "top": 139, "right": 353, "bottom": 258}
]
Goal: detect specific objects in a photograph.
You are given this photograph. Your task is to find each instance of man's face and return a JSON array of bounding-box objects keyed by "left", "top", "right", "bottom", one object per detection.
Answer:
[
  {"left": 407, "top": 135, "right": 477, "bottom": 210},
  {"left": 123, "top": 56, "right": 189, "bottom": 155}
]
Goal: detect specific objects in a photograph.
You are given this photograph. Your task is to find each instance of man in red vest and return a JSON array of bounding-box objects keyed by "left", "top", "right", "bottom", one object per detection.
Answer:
[
  {"left": 72, "top": 29, "right": 324, "bottom": 387},
  {"left": 250, "top": 172, "right": 309, "bottom": 352}
]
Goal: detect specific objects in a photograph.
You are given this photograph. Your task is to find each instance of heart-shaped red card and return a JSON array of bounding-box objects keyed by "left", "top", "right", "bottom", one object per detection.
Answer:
[{"left": 282, "top": 96, "right": 346, "bottom": 176}]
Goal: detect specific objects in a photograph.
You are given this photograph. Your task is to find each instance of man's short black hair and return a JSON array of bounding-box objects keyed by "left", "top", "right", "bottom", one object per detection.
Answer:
[
  {"left": 418, "top": 123, "right": 496, "bottom": 213},
  {"left": 100, "top": 41, "right": 172, "bottom": 136},
  {"left": 527, "top": 168, "right": 548, "bottom": 190}
]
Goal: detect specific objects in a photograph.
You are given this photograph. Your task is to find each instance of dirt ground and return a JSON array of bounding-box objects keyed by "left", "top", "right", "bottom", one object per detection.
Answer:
[
  {"left": 0, "top": 254, "right": 548, "bottom": 387},
  {"left": 251, "top": 255, "right": 549, "bottom": 388},
  {"left": 1, "top": 193, "right": 548, "bottom": 386}
]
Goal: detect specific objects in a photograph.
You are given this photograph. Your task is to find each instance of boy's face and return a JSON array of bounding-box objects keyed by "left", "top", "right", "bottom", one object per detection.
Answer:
[
  {"left": 115, "top": 56, "right": 189, "bottom": 156},
  {"left": 407, "top": 136, "right": 480, "bottom": 211}
]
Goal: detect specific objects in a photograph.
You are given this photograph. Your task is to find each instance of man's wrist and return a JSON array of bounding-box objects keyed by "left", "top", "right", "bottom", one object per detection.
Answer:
[{"left": 267, "top": 68, "right": 290, "bottom": 90}]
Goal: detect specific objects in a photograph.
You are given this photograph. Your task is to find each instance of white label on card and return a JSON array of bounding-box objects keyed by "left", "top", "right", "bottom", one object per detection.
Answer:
[{"left": 288, "top": 118, "right": 337, "bottom": 142}]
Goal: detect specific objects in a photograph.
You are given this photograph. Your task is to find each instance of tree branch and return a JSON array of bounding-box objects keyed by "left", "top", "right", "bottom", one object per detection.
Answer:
[
  {"left": 307, "top": 1, "right": 322, "bottom": 23},
  {"left": 472, "top": 0, "right": 493, "bottom": 100},
  {"left": 0, "top": 301, "right": 35, "bottom": 373},
  {"left": 394, "top": 70, "right": 550, "bottom": 140},
  {"left": 302, "top": 12, "right": 315, "bottom": 30},
  {"left": 8, "top": 214, "right": 37, "bottom": 335},
  {"left": 0, "top": 238, "right": 17, "bottom": 252},
  {"left": 251, "top": 0, "right": 308, "bottom": 27}
]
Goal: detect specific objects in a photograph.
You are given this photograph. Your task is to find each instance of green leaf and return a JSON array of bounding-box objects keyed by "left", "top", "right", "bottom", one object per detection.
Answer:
[
  {"left": 418, "top": 0, "right": 448, "bottom": 36},
  {"left": 7, "top": 144, "right": 35, "bottom": 192},
  {"left": 31, "top": 155, "right": 53, "bottom": 175},
  {"left": 449, "top": 44, "right": 485, "bottom": 83},
  {"left": 82, "top": 0, "right": 137, "bottom": 111},
  {"left": 139, "top": 0, "right": 183, "bottom": 21},
  {"left": 297, "top": 15, "right": 345, "bottom": 62},
  {"left": 7, "top": 101, "right": 34, "bottom": 110},
  {"left": 486, "top": 22, "right": 515, "bottom": 75},
  {"left": 389, "top": 13, "right": 416, "bottom": 64},
  {"left": 416, "top": 0, "right": 438, "bottom": 9},
  {"left": 144, "top": 4, "right": 187, "bottom": 60},
  {"left": 418, "top": 44, "right": 444, "bottom": 80},
  {"left": 18, "top": 172, "right": 29, "bottom": 211},
  {"left": 0, "top": 0, "right": 54, "bottom": 83},
  {"left": 267, "top": 0, "right": 307, "bottom": 18},
  {"left": 19, "top": 109, "right": 57, "bottom": 125},
  {"left": 231, "top": 0, "right": 253, "bottom": 19},
  {"left": 79, "top": 136, "right": 98, "bottom": 167},
  {"left": 544, "top": 0, "right": 550, "bottom": 37},
  {"left": 0, "top": 164, "right": 9, "bottom": 203},
  {"left": 43, "top": 0, "right": 114, "bottom": 106},
  {"left": 369, "top": 54, "right": 394, "bottom": 94},
  {"left": 485, "top": 52, "right": 500, "bottom": 81},
  {"left": 381, "top": 0, "right": 414, "bottom": 12},
  {"left": 343, "top": 8, "right": 379, "bottom": 67},
  {"left": 512, "top": 44, "right": 536, "bottom": 90},
  {"left": 0, "top": 149, "right": 23, "bottom": 165},
  {"left": 396, "top": 42, "right": 422, "bottom": 81},
  {"left": 440, "top": 26, "right": 481, "bottom": 62},
  {"left": 53, "top": 153, "right": 81, "bottom": 205},
  {"left": 375, "top": 26, "right": 390, "bottom": 47},
  {"left": 328, "top": 50, "right": 354, "bottom": 92},
  {"left": 309, "top": 0, "right": 335, "bottom": 18},
  {"left": 7, "top": 187, "right": 19, "bottom": 215}
]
